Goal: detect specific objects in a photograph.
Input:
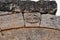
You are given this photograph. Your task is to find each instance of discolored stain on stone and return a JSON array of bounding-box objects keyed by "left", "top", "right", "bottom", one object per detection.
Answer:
[
  {"left": 1, "top": 28, "right": 60, "bottom": 40},
  {"left": 40, "top": 14, "right": 60, "bottom": 29},
  {"left": 24, "top": 12, "right": 41, "bottom": 27},
  {"left": 0, "top": 13, "right": 24, "bottom": 30}
]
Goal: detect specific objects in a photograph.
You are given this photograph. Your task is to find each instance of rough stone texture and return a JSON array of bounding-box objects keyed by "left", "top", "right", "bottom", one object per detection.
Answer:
[
  {"left": 0, "top": 28, "right": 60, "bottom": 40},
  {"left": 0, "top": 1, "right": 59, "bottom": 40},
  {"left": 24, "top": 12, "right": 41, "bottom": 27},
  {"left": 0, "top": 13, "right": 24, "bottom": 30},
  {"left": 40, "top": 14, "right": 60, "bottom": 29},
  {"left": 18, "top": 1, "right": 57, "bottom": 14},
  {"left": 18, "top": 1, "right": 35, "bottom": 12},
  {"left": 54, "top": 16, "right": 60, "bottom": 29},
  {"left": 0, "top": 12, "right": 60, "bottom": 29},
  {"left": 37, "top": 1, "right": 57, "bottom": 15},
  {"left": 0, "top": 1, "right": 57, "bottom": 15}
]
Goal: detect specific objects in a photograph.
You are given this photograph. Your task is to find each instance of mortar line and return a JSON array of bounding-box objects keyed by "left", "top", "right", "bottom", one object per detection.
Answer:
[{"left": 0, "top": 27, "right": 60, "bottom": 32}]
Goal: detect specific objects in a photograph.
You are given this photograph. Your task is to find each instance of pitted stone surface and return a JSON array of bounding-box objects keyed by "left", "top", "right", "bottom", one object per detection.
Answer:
[
  {"left": 0, "top": 13, "right": 24, "bottom": 29},
  {"left": 1, "top": 28, "right": 60, "bottom": 40},
  {"left": 40, "top": 14, "right": 60, "bottom": 29},
  {"left": 24, "top": 12, "right": 41, "bottom": 27}
]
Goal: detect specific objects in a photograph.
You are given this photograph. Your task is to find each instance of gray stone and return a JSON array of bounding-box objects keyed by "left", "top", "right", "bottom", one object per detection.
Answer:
[
  {"left": 40, "top": 14, "right": 60, "bottom": 29},
  {"left": 54, "top": 16, "right": 60, "bottom": 29},
  {"left": 0, "top": 13, "right": 24, "bottom": 30},
  {"left": 24, "top": 12, "right": 41, "bottom": 27}
]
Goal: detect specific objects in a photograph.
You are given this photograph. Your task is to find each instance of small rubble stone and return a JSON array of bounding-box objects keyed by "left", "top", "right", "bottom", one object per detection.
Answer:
[
  {"left": 24, "top": 12, "right": 41, "bottom": 27},
  {"left": 40, "top": 14, "right": 60, "bottom": 29},
  {"left": 0, "top": 13, "right": 24, "bottom": 30},
  {"left": 1, "top": 28, "right": 60, "bottom": 40}
]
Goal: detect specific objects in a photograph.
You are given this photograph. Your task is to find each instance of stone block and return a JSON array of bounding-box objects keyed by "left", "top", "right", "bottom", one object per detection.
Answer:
[
  {"left": 0, "top": 13, "right": 24, "bottom": 30},
  {"left": 24, "top": 12, "right": 41, "bottom": 27},
  {"left": 40, "top": 14, "right": 60, "bottom": 29}
]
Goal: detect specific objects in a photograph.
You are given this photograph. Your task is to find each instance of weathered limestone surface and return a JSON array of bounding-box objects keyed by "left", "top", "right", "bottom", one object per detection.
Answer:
[
  {"left": 0, "top": 13, "right": 24, "bottom": 30},
  {"left": 24, "top": 12, "right": 41, "bottom": 27},
  {"left": 40, "top": 14, "right": 60, "bottom": 29},
  {"left": 0, "top": 12, "right": 60, "bottom": 30},
  {"left": 0, "top": 28, "right": 60, "bottom": 40},
  {"left": 0, "top": 1, "right": 59, "bottom": 40}
]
